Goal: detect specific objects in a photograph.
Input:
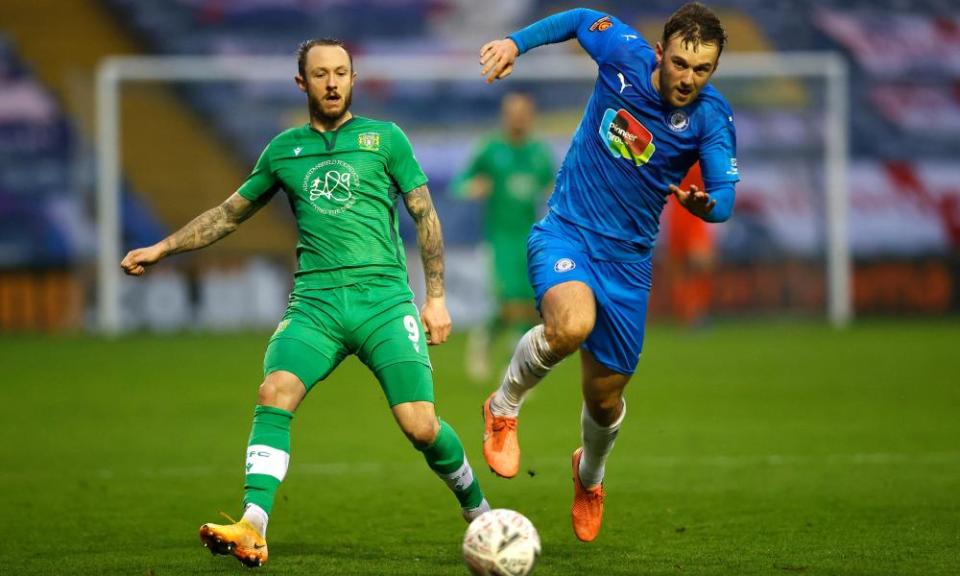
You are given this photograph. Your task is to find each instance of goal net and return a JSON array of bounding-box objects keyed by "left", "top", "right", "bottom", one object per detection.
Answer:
[{"left": 96, "top": 52, "right": 849, "bottom": 333}]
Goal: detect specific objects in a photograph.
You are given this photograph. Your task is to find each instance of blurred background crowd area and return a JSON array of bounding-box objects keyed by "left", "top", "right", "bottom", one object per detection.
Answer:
[{"left": 0, "top": 0, "right": 958, "bottom": 332}]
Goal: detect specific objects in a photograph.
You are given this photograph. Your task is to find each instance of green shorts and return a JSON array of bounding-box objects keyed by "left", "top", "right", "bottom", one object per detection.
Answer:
[
  {"left": 489, "top": 234, "right": 534, "bottom": 302},
  {"left": 263, "top": 278, "right": 433, "bottom": 405}
]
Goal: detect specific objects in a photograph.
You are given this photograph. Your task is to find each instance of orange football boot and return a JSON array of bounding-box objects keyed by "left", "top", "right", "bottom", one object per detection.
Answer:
[
  {"left": 571, "top": 447, "right": 605, "bottom": 542},
  {"left": 199, "top": 515, "right": 268, "bottom": 568},
  {"left": 482, "top": 392, "right": 520, "bottom": 478}
]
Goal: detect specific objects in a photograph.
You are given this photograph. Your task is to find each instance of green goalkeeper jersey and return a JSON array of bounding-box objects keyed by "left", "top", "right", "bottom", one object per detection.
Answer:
[
  {"left": 459, "top": 136, "right": 555, "bottom": 240},
  {"left": 237, "top": 117, "right": 428, "bottom": 292}
]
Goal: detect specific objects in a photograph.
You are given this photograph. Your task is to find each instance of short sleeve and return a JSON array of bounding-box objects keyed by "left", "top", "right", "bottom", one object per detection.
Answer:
[
  {"left": 237, "top": 145, "right": 279, "bottom": 201},
  {"left": 699, "top": 103, "right": 740, "bottom": 185},
  {"left": 387, "top": 123, "right": 429, "bottom": 194}
]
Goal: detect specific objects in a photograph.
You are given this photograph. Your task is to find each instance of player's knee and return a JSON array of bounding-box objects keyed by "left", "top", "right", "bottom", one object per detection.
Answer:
[
  {"left": 257, "top": 371, "right": 305, "bottom": 411},
  {"left": 402, "top": 417, "right": 440, "bottom": 448},
  {"left": 544, "top": 316, "right": 593, "bottom": 356},
  {"left": 597, "top": 395, "right": 624, "bottom": 418},
  {"left": 586, "top": 393, "right": 625, "bottom": 426}
]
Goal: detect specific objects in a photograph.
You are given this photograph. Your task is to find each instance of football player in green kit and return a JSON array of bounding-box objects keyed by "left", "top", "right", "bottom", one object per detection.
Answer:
[
  {"left": 456, "top": 93, "right": 555, "bottom": 380},
  {"left": 120, "top": 38, "right": 489, "bottom": 568}
]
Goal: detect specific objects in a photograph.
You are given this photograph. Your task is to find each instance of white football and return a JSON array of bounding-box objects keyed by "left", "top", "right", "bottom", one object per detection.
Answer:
[{"left": 462, "top": 508, "right": 541, "bottom": 576}]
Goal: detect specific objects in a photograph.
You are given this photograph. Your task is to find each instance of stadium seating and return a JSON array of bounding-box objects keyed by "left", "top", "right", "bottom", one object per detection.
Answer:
[
  {"left": 2, "top": 0, "right": 958, "bottom": 327},
  {"left": 97, "top": 0, "right": 960, "bottom": 246},
  {"left": 0, "top": 35, "right": 87, "bottom": 267}
]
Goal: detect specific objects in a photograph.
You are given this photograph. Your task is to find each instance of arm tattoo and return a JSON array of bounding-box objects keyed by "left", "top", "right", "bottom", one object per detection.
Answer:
[
  {"left": 403, "top": 185, "right": 445, "bottom": 298},
  {"left": 162, "top": 191, "right": 272, "bottom": 256}
]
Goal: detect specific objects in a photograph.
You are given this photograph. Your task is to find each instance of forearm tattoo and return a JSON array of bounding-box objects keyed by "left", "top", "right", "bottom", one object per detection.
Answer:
[
  {"left": 403, "top": 185, "right": 445, "bottom": 298},
  {"left": 163, "top": 192, "right": 266, "bottom": 256}
]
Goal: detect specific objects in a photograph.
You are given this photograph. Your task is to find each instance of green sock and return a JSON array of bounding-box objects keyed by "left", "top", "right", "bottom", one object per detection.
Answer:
[
  {"left": 243, "top": 405, "right": 293, "bottom": 515},
  {"left": 419, "top": 419, "right": 485, "bottom": 509}
]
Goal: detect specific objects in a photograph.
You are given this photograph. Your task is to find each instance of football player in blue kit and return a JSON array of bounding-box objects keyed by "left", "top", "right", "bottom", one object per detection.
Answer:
[{"left": 477, "top": 3, "right": 740, "bottom": 541}]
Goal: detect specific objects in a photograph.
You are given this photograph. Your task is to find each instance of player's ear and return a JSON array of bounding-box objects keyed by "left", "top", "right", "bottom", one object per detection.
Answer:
[
  {"left": 654, "top": 41, "right": 664, "bottom": 65},
  {"left": 295, "top": 74, "right": 307, "bottom": 93}
]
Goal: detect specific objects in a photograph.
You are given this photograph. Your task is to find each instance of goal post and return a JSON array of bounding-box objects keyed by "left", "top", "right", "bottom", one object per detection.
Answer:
[{"left": 95, "top": 52, "right": 850, "bottom": 334}]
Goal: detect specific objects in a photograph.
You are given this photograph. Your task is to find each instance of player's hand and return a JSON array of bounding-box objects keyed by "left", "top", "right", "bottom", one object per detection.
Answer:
[
  {"left": 420, "top": 297, "right": 452, "bottom": 345},
  {"left": 120, "top": 244, "right": 165, "bottom": 276},
  {"left": 480, "top": 39, "right": 520, "bottom": 84},
  {"left": 466, "top": 176, "right": 493, "bottom": 200},
  {"left": 670, "top": 183, "right": 716, "bottom": 219}
]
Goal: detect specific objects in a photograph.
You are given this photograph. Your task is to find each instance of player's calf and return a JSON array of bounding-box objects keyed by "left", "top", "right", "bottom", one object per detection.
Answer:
[
  {"left": 490, "top": 324, "right": 561, "bottom": 418},
  {"left": 418, "top": 418, "right": 490, "bottom": 520},
  {"left": 384, "top": 365, "right": 490, "bottom": 522}
]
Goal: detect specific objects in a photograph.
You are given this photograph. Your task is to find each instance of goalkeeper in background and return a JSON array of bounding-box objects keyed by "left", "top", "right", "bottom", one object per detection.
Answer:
[
  {"left": 455, "top": 92, "right": 555, "bottom": 381},
  {"left": 120, "top": 38, "right": 489, "bottom": 568}
]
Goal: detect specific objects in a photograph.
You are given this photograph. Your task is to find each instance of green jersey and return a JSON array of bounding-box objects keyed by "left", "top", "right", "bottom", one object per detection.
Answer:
[
  {"left": 238, "top": 117, "right": 428, "bottom": 292},
  {"left": 460, "top": 136, "right": 555, "bottom": 240}
]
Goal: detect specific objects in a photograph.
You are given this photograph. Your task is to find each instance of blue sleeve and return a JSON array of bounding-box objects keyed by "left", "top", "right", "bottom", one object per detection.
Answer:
[
  {"left": 698, "top": 101, "right": 738, "bottom": 223},
  {"left": 703, "top": 181, "right": 735, "bottom": 222},
  {"left": 699, "top": 101, "right": 740, "bottom": 188},
  {"left": 508, "top": 8, "right": 636, "bottom": 64}
]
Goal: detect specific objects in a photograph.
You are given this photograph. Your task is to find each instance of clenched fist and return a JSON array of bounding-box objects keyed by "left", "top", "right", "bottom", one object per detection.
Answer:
[{"left": 120, "top": 244, "right": 165, "bottom": 276}]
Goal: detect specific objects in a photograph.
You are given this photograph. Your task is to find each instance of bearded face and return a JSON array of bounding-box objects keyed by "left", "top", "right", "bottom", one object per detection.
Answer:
[{"left": 297, "top": 44, "right": 356, "bottom": 126}]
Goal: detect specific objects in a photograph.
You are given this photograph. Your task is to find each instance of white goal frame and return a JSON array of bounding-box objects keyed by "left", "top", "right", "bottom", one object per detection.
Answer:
[{"left": 96, "top": 52, "right": 849, "bottom": 334}]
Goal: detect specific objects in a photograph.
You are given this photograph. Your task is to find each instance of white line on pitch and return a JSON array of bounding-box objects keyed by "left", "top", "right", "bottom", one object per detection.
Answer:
[
  {"left": 4, "top": 452, "right": 956, "bottom": 482},
  {"left": 100, "top": 451, "right": 960, "bottom": 479}
]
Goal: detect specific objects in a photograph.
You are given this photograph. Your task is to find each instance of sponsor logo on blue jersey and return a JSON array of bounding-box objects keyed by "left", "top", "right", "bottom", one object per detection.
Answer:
[{"left": 598, "top": 108, "right": 656, "bottom": 166}]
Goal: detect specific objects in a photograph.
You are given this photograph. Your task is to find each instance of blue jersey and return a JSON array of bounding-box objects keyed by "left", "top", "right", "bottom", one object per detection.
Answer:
[{"left": 510, "top": 9, "right": 739, "bottom": 261}]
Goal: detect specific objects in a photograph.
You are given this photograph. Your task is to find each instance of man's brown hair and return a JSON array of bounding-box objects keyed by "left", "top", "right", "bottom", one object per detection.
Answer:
[
  {"left": 297, "top": 38, "right": 353, "bottom": 77},
  {"left": 661, "top": 2, "right": 727, "bottom": 55}
]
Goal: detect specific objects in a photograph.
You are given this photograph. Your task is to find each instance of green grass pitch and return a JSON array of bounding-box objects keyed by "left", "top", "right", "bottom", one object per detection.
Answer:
[{"left": 2, "top": 320, "right": 958, "bottom": 575}]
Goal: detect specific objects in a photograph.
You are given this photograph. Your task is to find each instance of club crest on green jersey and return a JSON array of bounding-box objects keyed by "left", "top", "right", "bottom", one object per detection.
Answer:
[
  {"left": 303, "top": 159, "right": 359, "bottom": 215},
  {"left": 358, "top": 132, "right": 380, "bottom": 151}
]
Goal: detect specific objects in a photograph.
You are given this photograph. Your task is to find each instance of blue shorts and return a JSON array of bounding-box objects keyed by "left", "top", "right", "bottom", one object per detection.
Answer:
[{"left": 527, "top": 212, "right": 653, "bottom": 375}]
